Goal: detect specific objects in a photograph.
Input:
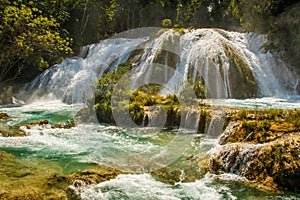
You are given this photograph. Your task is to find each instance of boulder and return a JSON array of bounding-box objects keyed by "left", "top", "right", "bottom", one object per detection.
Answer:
[
  {"left": 209, "top": 134, "right": 300, "bottom": 192},
  {"left": 0, "top": 113, "right": 9, "bottom": 120},
  {"left": 244, "top": 134, "right": 300, "bottom": 192},
  {"left": 52, "top": 120, "right": 75, "bottom": 129}
]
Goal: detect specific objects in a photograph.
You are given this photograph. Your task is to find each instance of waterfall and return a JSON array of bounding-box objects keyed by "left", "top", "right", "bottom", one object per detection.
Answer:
[
  {"left": 181, "top": 110, "right": 199, "bottom": 130},
  {"left": 24, "top": 37, "right": 148, "bottom": 103},
  {"left": 131, "top": 30, "right": 180, "bottom": 90},
  {"left": 229, "top": 32, "right": 298, "bottom": 97},
  {"left": 143, "top": 105, "right": 167, "bottom": 128},
  {"left": 137, "top": 28, "right": 297, "bottom": 99},
  {"left": 175, "top": 29, "right": 232, "bottom": 98},
  {"left": 23, "top": 28, "right": 298, "bottom": 104},
  {"left": 206, "top": 114, "right": 225, "bottom": 137},
  {"left": 210, "top": 143, "right": 262, "bottom": 175}
]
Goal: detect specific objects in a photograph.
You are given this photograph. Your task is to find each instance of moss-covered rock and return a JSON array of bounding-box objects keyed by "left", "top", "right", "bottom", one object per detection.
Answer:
[
  {"left": 0, "top": 151, "right": 128, "bottom": 200},
  {"left": 244, "top": 134, "right": 300, "bottom": 192},
  {"left": 219, "top": 109, "right": 300, "bottom": 145},
  {"left": 222, "top": 42, "right": 258, "bottom": 98},
  {"left": 209, "top": 134, "right": 300, "bottom": 192},
  {"left": 0, "top": 151, "right": 67, "bottom": 199},
  {"left": 65, "top": 165, "right": 128, "bottom": 199},
  {"left": 52, "top": 120, "right": 76, "bottom": 129},
  {"left": 0, "top": 123, "right": 26, "bottom": 137},
  {"left": 210, "top": 108, "right": 300, "bottom": 192}
]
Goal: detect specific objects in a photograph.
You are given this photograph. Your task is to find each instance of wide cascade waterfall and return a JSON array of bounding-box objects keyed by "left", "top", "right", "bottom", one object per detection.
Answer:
[
  {"left": 2, "top": 27, "right": 300, "bottom": 200},
  {"left": 23, "top": 28, "right": 298, "bottom": 103}
]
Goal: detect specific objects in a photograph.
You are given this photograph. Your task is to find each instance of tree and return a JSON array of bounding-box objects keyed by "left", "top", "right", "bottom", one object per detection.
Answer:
[{"left": 0, "top": 1, "right": 73, "bottom": 82}]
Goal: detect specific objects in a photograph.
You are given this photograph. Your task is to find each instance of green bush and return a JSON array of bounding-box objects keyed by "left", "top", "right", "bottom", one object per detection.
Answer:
[{"left": 161, "top": 19, "right": 172, "bottom": 28}]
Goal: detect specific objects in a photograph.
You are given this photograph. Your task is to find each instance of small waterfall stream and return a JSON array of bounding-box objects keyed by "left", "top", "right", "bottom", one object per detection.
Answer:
[{"left": 230, "top": 32, "right": 298, "bottom": 97}]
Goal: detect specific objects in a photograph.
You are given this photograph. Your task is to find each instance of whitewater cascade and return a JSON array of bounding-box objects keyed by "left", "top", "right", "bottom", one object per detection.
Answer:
[
  {"left": 24, "top": 37, "right": 149, "bottom": 103},
  {"left": 23, "top": 28, "right": 298, "bottom": 103}
]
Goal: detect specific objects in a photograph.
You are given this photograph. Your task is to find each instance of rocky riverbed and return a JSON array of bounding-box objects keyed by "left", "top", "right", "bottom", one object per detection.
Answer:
[{"left": 0, "top": 105, "right": 299, "bottom": 198}]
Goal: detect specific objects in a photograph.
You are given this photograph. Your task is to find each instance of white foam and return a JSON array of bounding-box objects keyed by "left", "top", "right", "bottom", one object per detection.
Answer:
[{"left": 71, "top": 173, "right": 238, "bottom": 200}]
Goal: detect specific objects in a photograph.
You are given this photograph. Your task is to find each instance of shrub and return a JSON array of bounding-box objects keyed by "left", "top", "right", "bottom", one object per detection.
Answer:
[{"left": 161, "top": 19, "right": 172, "bottom": 28}]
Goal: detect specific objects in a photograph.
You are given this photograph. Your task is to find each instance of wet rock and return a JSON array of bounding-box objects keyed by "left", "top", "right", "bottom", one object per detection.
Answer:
[
  {"left": 1, "top": 118, "right": 77, "bottom": 137},
  {"left": 30, "top": 119, "right": 49, "bottom": 126},
  {"left": 0, "top": 129, "right": 26, "bottom": 137},
  {"left": 0, "top": 113, "right": 9, "bottom": 120},
  {"left": 244, "top": 134, "right": 300, "bottom": 192},
  {"left": 66, "top": 165, "right": 126, "bottom": 185},
  {"left": 210, "top": 109, "right": 300, "bottom": 192},
  {"left": 0, "top": 151, "right": 128, "bottom": 200},
  {"left": 65, "top": 165, "right": 128, "bottom": 199},
  {"left": 0, "top": 121, "right": 26, "bottom": 137},
  {"left": 209, "top": 143, "right": 260, "bottom": 175},
  {"left": 52, "top": 120, "right": 75, "bottom": 129},
  {"left": 209, "top": 134, "right": 300, "bottom": 192}
]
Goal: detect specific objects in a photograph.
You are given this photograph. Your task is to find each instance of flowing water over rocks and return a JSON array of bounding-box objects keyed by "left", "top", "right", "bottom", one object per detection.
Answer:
[
  {"left": 22, "top": 28, "right": 298, "bottom": 103},
  {"left": 1, "top": 28, "right": 300, "bottom": 199}
]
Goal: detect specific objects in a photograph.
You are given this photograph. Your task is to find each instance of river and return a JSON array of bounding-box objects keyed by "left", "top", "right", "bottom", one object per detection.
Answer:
[{"left": 0, "top": 99, "right": 299, "bottom": 199}]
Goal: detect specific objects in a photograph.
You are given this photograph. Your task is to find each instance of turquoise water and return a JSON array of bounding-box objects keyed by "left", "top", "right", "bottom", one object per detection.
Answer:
[
  {"left": 0, "top": 100, "right": 299, "bottom": 199},
  {"left": 207, "top": 97, "right": 300, "bottom": 109}
]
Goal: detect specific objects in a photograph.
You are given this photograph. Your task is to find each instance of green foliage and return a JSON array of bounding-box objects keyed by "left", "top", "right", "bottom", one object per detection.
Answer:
[
  {"left": 186, "top": 76, "right": 206, "bottom": 99},
  {"left": 161, "top": 18, "right": 173, "bottom": 28},
  {"left": 0, "top": 0, "right": 74, "bottom": 82},
  {"left": 193, "top": 79, "right": 206, "bottom": 99},
  {"left": 94, "top": 63, "right": 131, "bottom": 123},
  {"left": 94, "top": 63, "right": 181, "bottom": 126}
]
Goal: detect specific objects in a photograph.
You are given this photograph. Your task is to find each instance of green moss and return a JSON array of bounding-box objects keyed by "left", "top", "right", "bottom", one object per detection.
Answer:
[
  {"left": 172, "top": 27, "right": 186, "bottom": 35},
  {"left": 198, "top": 108, "right": 211, "bottom": 133},
  {"left": 220, "top": 109, "right": 300, "bottom": 144},
  {"left": 244, "top": 134, "right": 300, "bottom": 192},
  {"left": 94, "top": 63, "right": 181, "bottom": 127},
  {"left": 222, "top": 43, "right": 258, "bottom": 98},
  {"left": 161, "top": 19, "right": 172, "bottom": 28}
]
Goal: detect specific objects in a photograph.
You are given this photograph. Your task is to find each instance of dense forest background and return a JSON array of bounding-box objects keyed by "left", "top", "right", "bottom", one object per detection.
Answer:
[{"left": 0, "top": 0, "right": 299, "bottom": 83}]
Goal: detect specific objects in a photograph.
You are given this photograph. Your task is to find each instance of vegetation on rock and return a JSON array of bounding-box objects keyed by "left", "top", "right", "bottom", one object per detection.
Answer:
[
  {"left": 0, "top": 151, "right": 126, "bottom": 199},
  {"left": 220, "top": 109, "right": 300, "bottom": 144},
  {"left": 244, "top": 134, "right": 300, "bottom": 192},
  {"left": 94, "top": 63, "right": 182, "bottom": 127},
  {"left": 223, "top": 42, "right": 258, "bottom": 98},
  {"left": 210, "top": 108, "right": 300, "bottom": 192}
]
